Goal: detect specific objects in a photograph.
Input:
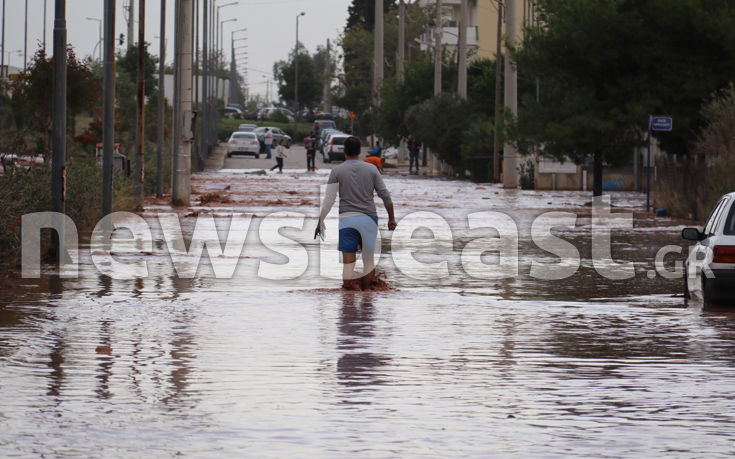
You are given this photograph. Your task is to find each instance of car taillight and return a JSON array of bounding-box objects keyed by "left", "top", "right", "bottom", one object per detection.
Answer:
[
  {"left": 713, "top": 245, "right": 735, "bottom": 263},
  {"left": 252, "top": 141, "right": 259, "bottom": 145},
  {"left": 229, "top": 140, "right": 237, "bottom": 144}
]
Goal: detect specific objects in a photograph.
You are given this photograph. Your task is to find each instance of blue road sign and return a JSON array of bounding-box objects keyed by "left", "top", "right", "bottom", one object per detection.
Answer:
[{"left": 650, "top": 116, "right": 673, "bottom": 131}]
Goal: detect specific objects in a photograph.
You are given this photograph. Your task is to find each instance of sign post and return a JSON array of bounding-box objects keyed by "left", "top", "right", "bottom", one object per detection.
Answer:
[{"left": 647, "top": 115, "right": 672, "bottom": 212}]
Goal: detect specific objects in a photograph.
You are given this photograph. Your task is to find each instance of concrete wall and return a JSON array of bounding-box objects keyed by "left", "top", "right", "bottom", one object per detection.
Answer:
[{"left": 163, "top": 74, "right": 230, "bottom": 107}]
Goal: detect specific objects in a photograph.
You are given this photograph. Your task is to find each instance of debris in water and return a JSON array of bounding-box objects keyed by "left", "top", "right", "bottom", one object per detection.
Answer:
[
  {"left": 199, "top": 192, "right": 233, "bottom": 205},
  {"left": 95, "top": 345, "right": 112, "bottom": 355}
]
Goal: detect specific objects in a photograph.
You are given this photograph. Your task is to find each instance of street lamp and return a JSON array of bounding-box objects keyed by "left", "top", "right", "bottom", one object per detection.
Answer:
[
  {"left": 213, "top": 2, "right": 237, "bottom": 111},
  {"left": 229, "top": 27, "right": 246, "bottom": 106},
  {"left": 294, "top": 11, "right": 305, "bottom": 119},
  {"left": 86, "top": 17, "right": 102, "bottom": 62}
]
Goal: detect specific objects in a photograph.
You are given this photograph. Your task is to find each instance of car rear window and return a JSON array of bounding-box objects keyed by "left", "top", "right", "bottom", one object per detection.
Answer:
[
  {"left": 233, "top": 133, "right": 256, "bottom": 139},
  {"left": 332, "top": 137, "right": 348, "bottom": 145},
  {"left": 723, "top": 201, "right": 735, "bottom": 235},
  {"left": 705, "top": 197, "right": 730, "bottom": 235}
]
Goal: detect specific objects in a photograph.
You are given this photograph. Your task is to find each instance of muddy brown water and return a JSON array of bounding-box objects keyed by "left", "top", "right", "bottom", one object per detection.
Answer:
[{"left": 2, "top": 172, "right": 734, "bottom": 457}]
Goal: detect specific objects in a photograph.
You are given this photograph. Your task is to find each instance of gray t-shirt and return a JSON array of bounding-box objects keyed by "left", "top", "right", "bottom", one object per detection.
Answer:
[{"left": 322, "top": 160, "right": 392, "bottom": 217}]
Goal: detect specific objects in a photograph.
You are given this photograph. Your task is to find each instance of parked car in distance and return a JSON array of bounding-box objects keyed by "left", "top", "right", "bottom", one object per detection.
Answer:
[
  {"left": 226, "top": 104, "right": 245, "bottom": 112},
  {"left": 324, "top": 133, "right": 351, "bottom": 163},
  {"left": 318, "top": 128, "right": 339, "bottom": 153},
  {"left": 253, "top": 126, "right": 292, "bottom": 151},
  {"left": 223, "top": 106, "right": 244, "bottom": 119},
  {"left": 682, "top": 191, "right": 735, "bottom": 305},
  {"left": 227, "top": 132, "right": 261, "bottom": 158},
  {"left": 313, "top": 119, "right": 337, "bottom": 133},
  {"left": 236, "top": 123, "right": 257, "bottom": 132},
  {"left": 257, "top": 107, "right": 296, "bottom": 123}
]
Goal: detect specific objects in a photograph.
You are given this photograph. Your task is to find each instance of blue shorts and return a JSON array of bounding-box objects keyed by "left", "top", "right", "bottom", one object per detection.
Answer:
[{"left": 338, "top": 215, "right": 379, "bottom": 253}]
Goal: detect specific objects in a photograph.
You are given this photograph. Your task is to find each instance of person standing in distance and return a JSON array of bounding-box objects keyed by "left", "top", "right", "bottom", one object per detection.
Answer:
[
  {"left": 408, "top": 135, "right": 421, "bottom": 175},
  {"left": 264, "top": 128, "right": 274, "bottom": 159},
  {"left": 317, "top": 136, "right": 397, "bottom": 290},
  {"left": 304, "top": 131, "right": 318, "bottom": 172}
]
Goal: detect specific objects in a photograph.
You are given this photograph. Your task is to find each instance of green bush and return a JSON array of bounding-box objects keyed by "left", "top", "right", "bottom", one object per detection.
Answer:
[
  {"left": 0, "top": 155, "right": 136, "bottom": 268},
  {"left": 404, "top": 93, "right": 469, "bottom": 169},
  {"left": 460, "top": 117, "right": 494, "bottom": 175}
]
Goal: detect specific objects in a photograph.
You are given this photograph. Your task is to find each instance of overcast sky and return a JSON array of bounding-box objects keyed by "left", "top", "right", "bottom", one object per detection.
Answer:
[{"left": 2, "top": 0, "right": 349, "bottom": 98}]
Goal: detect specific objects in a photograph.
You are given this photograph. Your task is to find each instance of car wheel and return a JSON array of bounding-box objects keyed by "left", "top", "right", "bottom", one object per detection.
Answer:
[
  {"left": 255, "top": 154, "right": 260, "bottom": 159},
  {"left": 227, "top": 153, "right": 232, "bottom": 158}
]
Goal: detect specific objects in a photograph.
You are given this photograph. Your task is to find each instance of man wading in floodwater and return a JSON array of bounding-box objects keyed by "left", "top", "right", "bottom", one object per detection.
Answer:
[{"left": 317, "top": 136, "right": 397, "bottom": 290}]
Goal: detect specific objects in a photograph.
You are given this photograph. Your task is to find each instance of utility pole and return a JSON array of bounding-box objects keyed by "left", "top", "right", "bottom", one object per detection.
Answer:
[
  {"left": 43, "top": 0, "right": 47, "bottom": 52},
  {"left": 502, "top": 0, "right": 518, "bottom": 188},
  {"left": 433, "top": 0, "right": 442, "bottom": 95},
  {"left": 127, "top": 0, "right": 134, "bottom": 48},
  {"left": 492, "top": 0, "right": 503, "bottom": 182},
  {"left": 457, "top": 0, "right": 467, "bottom": 99},
  {"left": 373, "top": 0, "right": 383, "bottom": 105},
  {"left": 157, "top": 0, "right": 165, "bottom": 198},
  {"left": 294, "top": 11, "right": 305, "bottom": 119},
  {"left": 173, "top": 0, "right": 193, "bottom": 206},
  {"left": 322, "top": 38, "right": 331, "bottom": 112},
  {"left": 51, "top": 0, "right": 67, "bottom": 258},
  {"left": 1, "top": 0, "right": 5, "bottom": 78},
  {"left": 23, "top": 0, "right": 27, "bottom": 71},
  {"left": 397, "top": 0, "right": 405, "bottom": 81},
  {"left": 102, "top": 0, "right": 116, "bottom": 216},
  {"left": 200, "top": 0, "right": 208, "bottom": 163},
  {"left": 135, "top": 0, "right": 145, "bottom": 206}
]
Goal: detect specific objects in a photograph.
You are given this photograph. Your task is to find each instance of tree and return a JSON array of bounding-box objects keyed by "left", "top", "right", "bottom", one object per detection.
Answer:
[
  {"left": 10, "top": 46, "right": 100, "bottom": 146},
  {"left": 512, "top": 0, "right": 735, "bottom": 196},
  {"left": 347, "top": 0, "right": 396, "bottom": 31},
  {"left": 340, "top": 2, "right": 428, "bottom": 128},
  {"left": 404, "top": 93, "right": 468, "bottom": 169},
  {"left": 117, "top": 42, "right": 159, "bottom": 97},
  {"left": 273, "top": 45, "right": 322, "bottom": 111}
]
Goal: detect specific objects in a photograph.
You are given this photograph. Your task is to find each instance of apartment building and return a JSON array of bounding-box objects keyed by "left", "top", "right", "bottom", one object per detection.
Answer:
[{"left": 418, "top": 0, "right": 537, "bottom": 61}]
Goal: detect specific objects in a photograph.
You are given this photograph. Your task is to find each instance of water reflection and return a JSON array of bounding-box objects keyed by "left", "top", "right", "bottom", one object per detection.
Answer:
[{"left": 336, "top": 292, "right": 390, "bottom": 396}]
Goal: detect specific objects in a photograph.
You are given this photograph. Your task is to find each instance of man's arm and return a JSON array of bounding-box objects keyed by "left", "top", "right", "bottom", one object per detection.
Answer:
[
  {"left": 385, "top": 203, "right": 397, "bottom": 230},
  {"left": 317, "top": 171, "right": 338, "bottom": 230},
  {"left": 374, "top": 172, "right": 397, "bottom": 230}
]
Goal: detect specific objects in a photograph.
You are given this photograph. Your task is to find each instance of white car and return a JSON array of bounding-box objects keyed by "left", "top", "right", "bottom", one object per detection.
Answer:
[
  {"left": 324, "top": 134, "right": 351, "bottom": 163},
  {"left": 683, "top": 192, "right": 735, "bottom": 305},
  {"left": 227, "top": 132, "right": 261, "bottom": 158}
]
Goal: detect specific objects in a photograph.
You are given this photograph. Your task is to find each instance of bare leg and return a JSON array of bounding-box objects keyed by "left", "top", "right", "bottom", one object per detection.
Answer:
[
  {"left": 342, "top": 252, "right": 361, "bottom": 290},
  {"left": 360, "top": 251, "right": 376, "bottom": 290}
]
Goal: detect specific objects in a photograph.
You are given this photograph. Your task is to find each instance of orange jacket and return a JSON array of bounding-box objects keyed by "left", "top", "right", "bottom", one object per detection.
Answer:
[{"left": 364, "top": 156, "right": 382, "bottom": 171}]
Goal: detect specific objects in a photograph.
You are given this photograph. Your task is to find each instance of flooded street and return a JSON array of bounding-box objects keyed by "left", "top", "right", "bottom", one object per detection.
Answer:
[{"left": 2, "top": 165, "right": 735, "bottom": 457}]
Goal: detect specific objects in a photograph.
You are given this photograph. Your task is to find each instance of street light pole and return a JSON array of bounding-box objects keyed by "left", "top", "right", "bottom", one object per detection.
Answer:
[
  {"left": 43, "top": 0, "right": 47, "bottom": 52},
  {"left": 51, "top": 0, "right": 67, "bottom": 258},
  {"left": 373, "top": 0, "right": 382, "bottom": 104},
  {"left": 230, "top": 28, "right": 246, "bottom": 106},
  {"left": 295, "top": 11, "right": 305, "bottom": 120},
  {"left": 492, "top": 0, "right": 503, "bottom": 182},
  {"left": 457, "top": 0, "right": 467, "bottom": 99},
  {"left": 23, "top": 0, "right": 27, "bottom": 71},
  {"left": 397, "top": 0, "right": 405, "bottom": 81},
  {"left": 135, "top": 0, "right": 146, "bottom": 205},
  {"left": 157, "top": 0, "right": 165, "bottom": 197},
  {"left": 1, "top": 0, "right": 5, "bottom": 78},
  {"left": 213, "top": 2, "right": 236, "bottom": 139},
  {"left": 86, "top": 17, "right": 102, "bottom": 61},
  {"left": 102, "top": 0, "right": 116, "bottom": 216},
  {"left": 434, "top": 0, "right": 442, "bottom": 95},
  {"left": 219, "top": 17, "right": 236, "bottom": 106},
  {"left": 502, "top": 0, "right": 518, "bottom": 188}
]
